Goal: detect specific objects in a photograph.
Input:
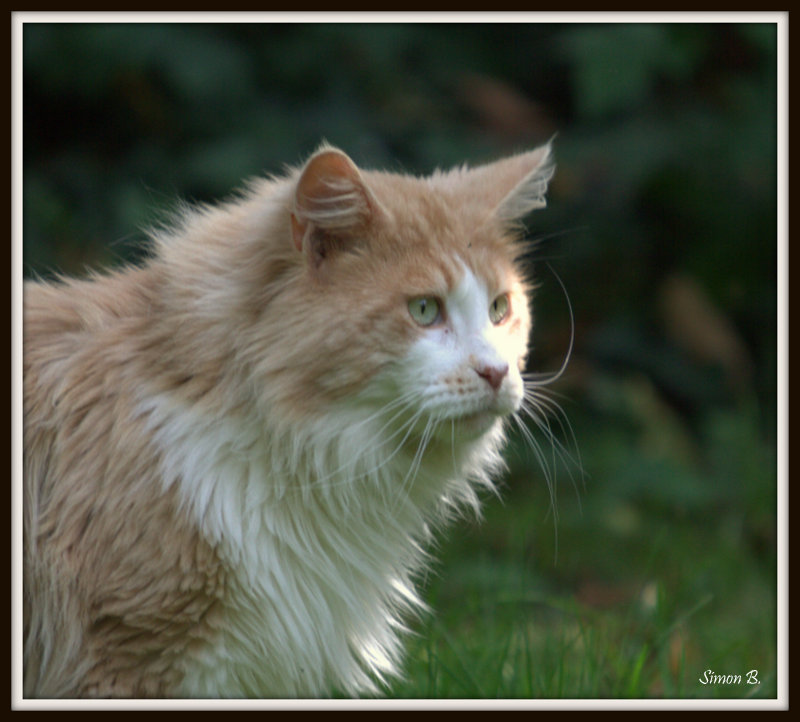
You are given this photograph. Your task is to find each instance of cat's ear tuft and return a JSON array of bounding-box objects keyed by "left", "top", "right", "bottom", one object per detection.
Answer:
[
  {"left": 291, "top": 147, "right": 378, "bottom": 264},
  {"left": 479, "top": 142, "right": 555, "bottom": 224}
]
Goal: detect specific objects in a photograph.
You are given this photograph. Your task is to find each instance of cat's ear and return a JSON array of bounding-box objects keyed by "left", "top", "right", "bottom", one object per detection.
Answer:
[
  {"left": 474, "top": 142, "right": 555, "bottom": 224},
  {"left": 291, "top": 147, "right": 380, "bottom": 268}
]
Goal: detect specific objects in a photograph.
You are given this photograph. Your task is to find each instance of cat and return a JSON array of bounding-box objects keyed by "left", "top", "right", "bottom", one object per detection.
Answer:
[{"left": 23, "top": 140, "right": 555, "bottom": 698}]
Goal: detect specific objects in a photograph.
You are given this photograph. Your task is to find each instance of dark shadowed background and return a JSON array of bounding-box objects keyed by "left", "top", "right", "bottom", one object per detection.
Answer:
[{"left": 20, "top": 19, "right": 782, "bottom": 700}]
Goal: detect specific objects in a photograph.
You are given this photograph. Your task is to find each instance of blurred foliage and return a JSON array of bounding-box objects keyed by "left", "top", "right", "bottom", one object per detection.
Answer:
[
  {"left": 21, "top": 20, "right": 780, "bottom": 699},
  {"left": 22, "top": 22, "right": 778, "bottom": 416}
]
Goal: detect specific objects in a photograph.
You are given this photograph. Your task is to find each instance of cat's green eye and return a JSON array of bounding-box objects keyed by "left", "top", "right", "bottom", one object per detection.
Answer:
[
  {"left": 408, "top": 297, "right": 441, "bottom": 327},
  {"left": 489, "top": 293, "right": 510, "bottom": 325}
]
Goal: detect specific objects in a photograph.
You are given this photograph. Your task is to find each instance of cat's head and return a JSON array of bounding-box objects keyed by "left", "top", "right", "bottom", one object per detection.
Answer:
[{"left": 258, "top": 142, "right": 554, "bottom": 444}]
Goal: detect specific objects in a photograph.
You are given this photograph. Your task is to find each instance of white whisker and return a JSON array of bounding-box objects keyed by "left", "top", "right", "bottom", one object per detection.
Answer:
[
  {"left": 523, "top": 389, "right": 584, "bottom": 489},
  {"left": 510, "top": 263, "right": 583, "bottom": 559},
  {"left": 390, "top": 413, "right": 438, "bottom": 516},
  {"left": 290, "top": 390, "right": 427, "bottom": 493}
]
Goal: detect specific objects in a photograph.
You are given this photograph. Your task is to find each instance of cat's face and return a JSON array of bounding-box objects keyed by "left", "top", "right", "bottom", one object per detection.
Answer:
[
  {"left": 395, "top": 259, "right": 530, "bottom": 439},
  {"left": 253, "top": 144, "right": 552, "bottom": 442}
]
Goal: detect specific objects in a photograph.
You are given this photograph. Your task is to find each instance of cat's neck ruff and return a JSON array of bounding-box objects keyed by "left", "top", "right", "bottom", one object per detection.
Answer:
[{"left": 142, "top": 390, "right": 506, "bottom": 697}]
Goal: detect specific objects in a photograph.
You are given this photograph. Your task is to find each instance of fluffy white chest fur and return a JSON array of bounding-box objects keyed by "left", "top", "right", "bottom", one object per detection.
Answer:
[{"left": 150, "top": 405, "right": 506, "bottom": 698}]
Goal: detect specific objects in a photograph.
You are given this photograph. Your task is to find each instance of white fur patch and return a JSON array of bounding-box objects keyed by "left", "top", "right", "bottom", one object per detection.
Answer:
[
  {"left": 400, "top": 264, "right": 526, "bottom": 429},
  {"left": 141, "top": 383, "right": 506, "bottom": 697}
]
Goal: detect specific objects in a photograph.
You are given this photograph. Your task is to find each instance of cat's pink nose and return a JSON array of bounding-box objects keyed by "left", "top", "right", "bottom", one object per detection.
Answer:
[{"left": 475, "top": 362, "right": 509, "bottom": 391}]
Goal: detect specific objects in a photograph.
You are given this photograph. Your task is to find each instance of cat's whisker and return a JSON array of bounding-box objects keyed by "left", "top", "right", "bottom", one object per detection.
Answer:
[
  {"left": 390, "top": 413, "right": 439, "bottom": 516},
  {"left": 366, "top": 405, "right": 430, "bottom": 500},
  {"left": 512, "top": 408, "right": 558, "bottom": 508},
  {"left": 387, "top": 422, "right": 424, "bottom": 515},
  {"left": 519, "top": 403, "right": 572, "bottom": 489},
  {"left": 512, "top": 259, "right": 583, "bottom": 529},
  {"left": 522, "top": 388, "right": 584, "bottom": 487},
  {"left": 288, "top": 391, "right": 427, "bottom": 493},
  {"left": 510, "top": 408, "right": 561, "bottom": 564},
  {"left": 450, "top": 419, "right": 458, "bottom": 478},
  {"left": 516, "top": 386, "right": 585, "bottom": 533},
  {"left": 352, "top": 389, "right": 425, "bottom": 432},
  {"left": 524, "top": 260, "right": 576, "bottom": 390},
  {"left": 304, "top": 401, "right": 433, "bottom": 499}
]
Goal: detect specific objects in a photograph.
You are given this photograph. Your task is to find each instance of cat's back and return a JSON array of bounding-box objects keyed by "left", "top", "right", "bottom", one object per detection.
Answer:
[
  {"left": 24, "top": 265, "right": 165, "bottom": 440},
  {"left": 23, "top": 265, "right": 229, "bottom": 698},
  {"left": 23, "top": 264, "right": 168, "bottom": 546},
  {"left": 25, "top": 265, "right": 159, "bottom": 363}
]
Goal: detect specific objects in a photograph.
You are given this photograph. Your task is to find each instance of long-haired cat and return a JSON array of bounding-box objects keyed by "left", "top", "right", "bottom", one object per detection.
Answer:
[{"left": 23, "top": 141, "right": 555, "bottom": 698}]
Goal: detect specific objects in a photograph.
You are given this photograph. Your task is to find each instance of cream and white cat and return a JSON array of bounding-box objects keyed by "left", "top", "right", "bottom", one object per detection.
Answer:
[{"left": 23, "top": 141, "right": 555, "bottom": 698}]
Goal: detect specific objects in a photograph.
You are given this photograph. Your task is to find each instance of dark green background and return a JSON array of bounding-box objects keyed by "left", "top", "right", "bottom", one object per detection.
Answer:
[{"left": 22, "top": 21, "right": 780, "bottom": 699}]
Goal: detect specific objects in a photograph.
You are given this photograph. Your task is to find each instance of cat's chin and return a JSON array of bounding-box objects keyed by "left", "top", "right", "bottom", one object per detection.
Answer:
[{"left": 450, "top": 410, "right": 503, "bottom": 439}]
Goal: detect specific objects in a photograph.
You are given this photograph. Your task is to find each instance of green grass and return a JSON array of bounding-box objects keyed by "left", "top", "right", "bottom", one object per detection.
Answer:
[{"left": 387, "top": 380, "right": 778, "bottom": 700}]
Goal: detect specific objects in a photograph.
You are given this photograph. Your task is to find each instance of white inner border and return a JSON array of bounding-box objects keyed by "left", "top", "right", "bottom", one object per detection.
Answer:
[{"left": 11, "top": 11, "right": 789, "bottom": 712}]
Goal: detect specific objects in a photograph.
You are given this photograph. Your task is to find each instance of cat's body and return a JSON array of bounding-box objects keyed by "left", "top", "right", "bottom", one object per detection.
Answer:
[{"left": 23, "top": 142, "right": 554, "bottom": 698}]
